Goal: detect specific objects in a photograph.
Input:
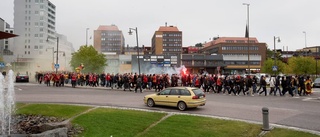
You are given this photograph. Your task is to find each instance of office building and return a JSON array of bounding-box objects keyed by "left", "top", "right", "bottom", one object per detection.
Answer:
[
  {"left": 94, "top": 25, "right": 125, "bottom": 54},
  {"left": 151, "top": 25, "right": 182, "bottom": 55},
  {"left": 201, "top": 37, "right": 267, "bottom": 74}
]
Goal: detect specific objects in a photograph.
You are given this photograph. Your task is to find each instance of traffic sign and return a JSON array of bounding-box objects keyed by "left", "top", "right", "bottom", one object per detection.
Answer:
[
  {"left": 272, "top": 65, "right": 278, "bottom": 71},
  {"left": 54, "top": 64, "right": 60, "bottom": 69},
  {"left": 0, "top": 62, "right": 5, "bottom": 68}
]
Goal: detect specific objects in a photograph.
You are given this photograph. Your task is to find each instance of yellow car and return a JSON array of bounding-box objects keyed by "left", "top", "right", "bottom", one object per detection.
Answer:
[{"left": 144, "top": 87, "right": 206, "bottom": 111}]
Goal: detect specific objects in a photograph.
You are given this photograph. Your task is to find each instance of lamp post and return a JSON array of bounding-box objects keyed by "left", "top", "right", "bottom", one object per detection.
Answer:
[
  {"left": 128, "top": 27, "right": 141, "bottom": 75},
  {"left": 47, "top": 36, "right": 59, "bottom": 73},
  {"left": 243, "top": 3, "right": 250, "bottom": 74},
  {"left": 316, "top": 46, "right": 318, "bottom": 77},
  {"left": 303, "top": 31, "right": 307, "bottom": 48},
  {"left": 46, "top": 47, "right": 54, "bottom": 70},
  {"left": 58, "top": 51, "right": 66, "bottom": 71},
  {"left": 86, "top": 28, "right": 89, "bottom": 46},
  {"left": 273, "top": 36, "right": 281, "bottom": 75}
]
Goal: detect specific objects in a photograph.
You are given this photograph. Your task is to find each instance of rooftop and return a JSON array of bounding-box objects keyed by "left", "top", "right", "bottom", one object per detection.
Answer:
[
  {"left": 204, "top": 37, "right": 259, "bottom": 47},
  {"left": 97, "top": 25, "right": 119, "bottom": 31},
  {"left": 158, "top": 26, "right": 180, "bottom": 32}
]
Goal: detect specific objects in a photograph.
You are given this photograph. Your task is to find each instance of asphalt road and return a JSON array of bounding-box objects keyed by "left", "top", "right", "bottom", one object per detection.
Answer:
[{"left": 14, "top": 83, "right": 320, "bottom": 132}]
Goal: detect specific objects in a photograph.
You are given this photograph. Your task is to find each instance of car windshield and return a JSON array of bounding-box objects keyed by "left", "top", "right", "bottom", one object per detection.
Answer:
[{"left": 192, "top": 89, "right": 204, "bottom": 96}]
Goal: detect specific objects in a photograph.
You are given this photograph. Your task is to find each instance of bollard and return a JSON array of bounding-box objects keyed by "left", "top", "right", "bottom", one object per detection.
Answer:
[{"left": 262, "top": 107, "right": 270, "bottom": 131}]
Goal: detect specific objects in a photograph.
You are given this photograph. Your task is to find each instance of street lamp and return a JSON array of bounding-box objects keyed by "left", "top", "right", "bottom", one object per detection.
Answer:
[
  {"left": 128, "top": 27, "right": 141, "bottom": 75},
  {"left": 46, "top": 47, "right": 54, "bottom": 70},
  {"left": 243, "top": 3, "right": 250, "bottom": 74},
  {"left": 47, "top": 36, "right": 59, "bottom": 73},
  {"left": 55, "top": 51, "right": 66, "bottom": 71},
  {"left": 86, "top": 28, "right": 89, "bottom": 46},
  {"left": 303, "top": 31, "right": 307, "bottom": 48},
  {"left": 316, "top": 46, "right": 318, "bottom": 77},
  {"left": 273, "top": 36, "right": 281, "bottom": 75}
]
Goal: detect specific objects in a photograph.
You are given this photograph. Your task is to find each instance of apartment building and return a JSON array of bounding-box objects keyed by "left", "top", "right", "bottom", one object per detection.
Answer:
[
  {"left": 201, "top": 37, "right": 267, "bottom": 74},
  {"left": 94, "top": 25, "right": 125, "bottom": 54},
  {"left": 151, "top": 25, "right": 182, "bottom": 56}
]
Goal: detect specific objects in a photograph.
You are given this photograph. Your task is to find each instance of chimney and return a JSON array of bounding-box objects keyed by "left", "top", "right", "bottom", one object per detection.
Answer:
[{"left": 165, "top": 22, "right": 167, "bottom": 27}]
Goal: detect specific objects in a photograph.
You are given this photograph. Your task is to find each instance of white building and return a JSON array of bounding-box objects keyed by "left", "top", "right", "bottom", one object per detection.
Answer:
[
  {"left": 13, "top": 0, "right": 73, "bottom": 72},
  {"left": 0, "top": 18, "right": 15, "bottom": 64}
]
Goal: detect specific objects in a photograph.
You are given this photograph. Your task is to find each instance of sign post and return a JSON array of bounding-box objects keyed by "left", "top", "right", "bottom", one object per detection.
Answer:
[{"left": 272, "top": 65, "right": 278, "bottom": 72}]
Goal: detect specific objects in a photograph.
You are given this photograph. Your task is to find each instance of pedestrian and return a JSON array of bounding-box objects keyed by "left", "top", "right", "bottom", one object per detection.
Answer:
[
  {"left": 259, "top": 76, "right": 267, "bottom": 96},
  {"left": 245, "top": 75, "right": 253, "bottom": 96},
  {"left": 269, "top": 76, "right": 275, "bottom": 95},
  {"left": 305, "top": 76, "right": 313, "bottom": 96},
  {"left": 256, "top": 75, "right": 264, "bottom": 93},
  {"left": 135, "top": 75, "right": 143, "bottom": 93},
  {"left": 274, "top": 76, "right": 282, "bottom": 96},
  {"left": 71, "top": 73, "right": 77, "bottom": 88},
  {"left": 299, "top": 76, "right": 306, "bottom": 96}
]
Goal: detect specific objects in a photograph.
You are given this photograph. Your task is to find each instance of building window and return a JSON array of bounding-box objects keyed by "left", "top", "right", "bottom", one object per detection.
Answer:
[
  {"left": 34, "top": 45, "right": 39, "bottom": 49},
  {"left": 28, "top": 51, "right": 30, "bottom": 54}
]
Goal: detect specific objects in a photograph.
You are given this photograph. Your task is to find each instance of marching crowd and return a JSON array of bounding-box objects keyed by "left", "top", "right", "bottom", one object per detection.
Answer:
[{"left": 35, "top": 72, "right": 314, "bottom": 96}]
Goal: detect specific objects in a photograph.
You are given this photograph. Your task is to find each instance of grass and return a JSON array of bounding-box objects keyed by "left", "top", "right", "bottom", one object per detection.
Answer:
[
  {"left": 138, "top": 115, "right": 261, "bottom": 137},
  {"left": 71, "top": 108, "right": 167, "bottom": 137},
  {"left": 265, "top": 128, "right": 319, "bottom": 137},
  {"left": 15, "top": 104, "right": 320, "bottom": 137},
  {"left": 16, "top": 103, "right": 92, "bottom": 119}
]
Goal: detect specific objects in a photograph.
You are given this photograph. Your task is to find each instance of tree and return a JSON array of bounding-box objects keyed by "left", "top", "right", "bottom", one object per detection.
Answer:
[
  {"left": 266, "top": 48, "right": 283, "bottom": 61},
  {"left": 261, "top": 58, "right": 286, "bottom": 75},
  {"left": 286, "top": 56, "right": 316, "bottom": 75},
  {"left": 195, "top": 43, "right": 203, "bottom": 47},
  {"left": 70, "top": 45, "right": 107, "bottom": 73}
]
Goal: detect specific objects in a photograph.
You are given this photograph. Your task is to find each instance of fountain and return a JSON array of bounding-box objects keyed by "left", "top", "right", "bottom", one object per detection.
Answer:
[{"left": 0, "top": 70, "right": 16, "bottom": 136}]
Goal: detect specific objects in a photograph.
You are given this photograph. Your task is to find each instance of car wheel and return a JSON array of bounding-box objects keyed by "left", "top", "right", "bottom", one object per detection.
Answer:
[
  {"left": 178, "top": 101, "right": 187, "bottom": 111},
  {"left": 147, "top": 99, "right": 155, "bottom": 107}
]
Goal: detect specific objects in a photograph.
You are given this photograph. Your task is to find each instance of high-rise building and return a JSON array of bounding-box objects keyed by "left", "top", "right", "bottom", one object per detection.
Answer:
[
  {"left": 14, "top": 0, "right": 56, "bottom": 72},
  {"left": 13, "top": 0, "right": 73, "bottom": 72},
  {"left": 151, "top": 25, "right": 182, "bottom": 55},
  {"left": 94, "top": 25, "right": 125, "bottom": 54}
]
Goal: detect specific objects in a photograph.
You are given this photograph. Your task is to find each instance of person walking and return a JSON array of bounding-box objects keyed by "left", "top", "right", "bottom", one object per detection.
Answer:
[
  {"left": 274, "top": 76, "right": 282, "bottom": 96},
  {"left": 71, "top": 73, "right": 77, "bottom": 88},
  {"left": 259, "top": 76, "right": 267, "bottom": 96},
  {"left": 245, "top": 75, "right": 253, "bottom": 96},
  {"left": 299, "top": 76, "right": 306, "bottom": 96},
  {"left": 135, "top": 75, "right": 143, "bottom": 93},
  {"left": 269, "top": 76, "right": 275, "bottom": 95},
  {"left": 256, "top": 75, "right": 264, "bottom": 93}
]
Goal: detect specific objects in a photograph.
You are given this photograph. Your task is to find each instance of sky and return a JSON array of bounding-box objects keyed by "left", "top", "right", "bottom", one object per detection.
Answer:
[{"left": 1, "top": 0, "right": 320, "bottom": 51}]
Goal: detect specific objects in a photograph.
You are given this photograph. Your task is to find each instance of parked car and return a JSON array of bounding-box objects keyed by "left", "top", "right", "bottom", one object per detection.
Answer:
[
  {"left": 313, "top": 78, "right": 320, "bottom": 88},
  {"left": 144, "top": 87, "right": 206, "bottom": 111},
  {"left": 15, "top": 74, "right": 29, "bottom": 82}
]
